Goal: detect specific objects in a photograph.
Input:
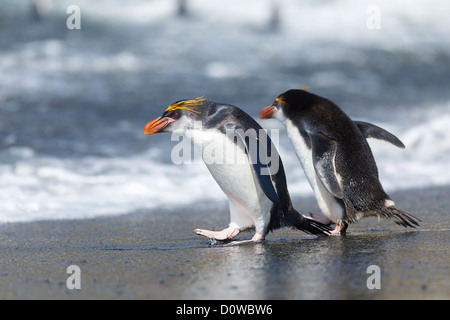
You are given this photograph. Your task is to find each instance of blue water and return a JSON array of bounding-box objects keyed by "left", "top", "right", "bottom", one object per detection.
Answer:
[{"left": 0, "top": 0, "right": 449, "bottom": 222}]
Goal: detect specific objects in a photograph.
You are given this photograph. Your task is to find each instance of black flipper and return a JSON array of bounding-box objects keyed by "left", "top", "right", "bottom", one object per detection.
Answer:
[
  {"left": 231, "top": 127, "right": 282, "bottom": 206},
  {"left": 355, "top": 121, "right": 405, "bottom": 149},
  {"left": 310, "top": 132, "right": 344, "bottom": 199}
]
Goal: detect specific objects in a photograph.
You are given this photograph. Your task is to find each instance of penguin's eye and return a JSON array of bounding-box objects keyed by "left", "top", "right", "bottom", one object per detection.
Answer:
[
  {"left": 172, "top": 113, "right": 178, "bottom": 119},
  {"left": 275, "top": 97, "right": 286, "bottom": 106}
]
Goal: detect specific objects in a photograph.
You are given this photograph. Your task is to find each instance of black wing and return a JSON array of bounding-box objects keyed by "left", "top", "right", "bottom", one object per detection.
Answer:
[
  {"left": 310, "top": 132, "right": 344, "bottom": 199},
  {"left": 230, "top": 126, "right": 282, "bottom": 206},
  {"left": 355, "top": 121, "right": 405, "bottom": 149}
]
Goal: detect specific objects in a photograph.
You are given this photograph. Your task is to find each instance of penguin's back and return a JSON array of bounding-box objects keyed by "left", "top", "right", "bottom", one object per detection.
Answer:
[{"left": 299, "top": 93, "right": 390, "bottom": 213}]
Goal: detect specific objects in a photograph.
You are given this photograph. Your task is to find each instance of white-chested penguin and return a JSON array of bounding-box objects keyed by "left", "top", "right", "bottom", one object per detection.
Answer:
[
  {"left": 260, "top": 89, "right": 420, "bottom": 234},
  {"left": 144, "top": 97, "right": 331, "bottom": 243}
]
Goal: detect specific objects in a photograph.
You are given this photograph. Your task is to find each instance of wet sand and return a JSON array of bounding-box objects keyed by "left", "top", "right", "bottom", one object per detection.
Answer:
[{"left": 0, "top": 186, "right": 448, "bottom": 300}]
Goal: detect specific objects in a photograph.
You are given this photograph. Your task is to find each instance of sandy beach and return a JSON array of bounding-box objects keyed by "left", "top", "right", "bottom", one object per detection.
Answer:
[{"left": 0, "top": 185, "right": 448, "bottom": 300}]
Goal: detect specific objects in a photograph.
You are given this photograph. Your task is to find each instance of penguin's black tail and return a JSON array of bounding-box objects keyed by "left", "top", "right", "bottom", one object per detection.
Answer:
[
  {"left": 285, "top": 209, "right": 332, "bottom": 236},
  {"left": 381, "top": 206, "right": 421, "bottom": 228}
]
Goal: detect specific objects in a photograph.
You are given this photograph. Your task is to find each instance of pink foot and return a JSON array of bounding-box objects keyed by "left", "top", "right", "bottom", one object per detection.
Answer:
[
  {"left": 194, "top": 226, "right": 240, "bottom": 241},
  {"left": 226, "top": 233, "right": 265, "bottom": 246},
  {"left": 330, "top": 223, "right": 348, "bottom": 236}
]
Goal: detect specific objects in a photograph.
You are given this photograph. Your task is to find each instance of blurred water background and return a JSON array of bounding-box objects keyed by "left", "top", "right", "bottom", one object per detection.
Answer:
[{"left": 0, "top": 0, "right": 449, "bottom": 222}]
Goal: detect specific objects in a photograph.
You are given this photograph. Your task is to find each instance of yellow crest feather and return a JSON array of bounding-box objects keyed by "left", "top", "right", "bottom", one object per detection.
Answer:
[
  {"left": 166, "top": 97, "right": 205, "bottom": 114},
  {"left": 275, "top": 97, "right": 286, "bottom": 105}
]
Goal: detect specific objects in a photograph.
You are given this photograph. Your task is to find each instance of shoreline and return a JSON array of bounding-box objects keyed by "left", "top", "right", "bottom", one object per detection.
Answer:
[{"left": 0, "top": 185, "right": 449, "bottom": 299}]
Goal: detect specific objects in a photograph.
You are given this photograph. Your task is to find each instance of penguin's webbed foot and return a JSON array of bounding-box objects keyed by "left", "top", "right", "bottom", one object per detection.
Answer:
[
  {"left": 194, "top": 226, "right": 240, "bottom": 241},
  {"left": 330, "top": 222, "right": 348, "bottom": 236},
  {"left": 225, "top": 233, "right": 265, "bottom": 246}
]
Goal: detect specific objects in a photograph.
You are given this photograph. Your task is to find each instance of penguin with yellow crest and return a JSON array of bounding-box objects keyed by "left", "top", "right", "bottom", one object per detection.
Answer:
[{"left": 145, "top": 97, "right": 331, "bottom": 243}]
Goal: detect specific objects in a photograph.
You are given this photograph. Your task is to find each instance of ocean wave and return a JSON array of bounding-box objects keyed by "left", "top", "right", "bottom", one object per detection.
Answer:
[
  {"left": 0, "top": 0, "right": 449, "bottom": 222},
  {"left": 1, "top": 103, "right": 449, "bottom": 223}
]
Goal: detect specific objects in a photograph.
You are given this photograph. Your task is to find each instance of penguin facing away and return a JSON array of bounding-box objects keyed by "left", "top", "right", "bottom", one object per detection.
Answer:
[
  {"left": 260, "top": 89, "right": 420, "bottom": 234},
  {"left": 144, "top": 97, "right": 331, "bottom": 243}
]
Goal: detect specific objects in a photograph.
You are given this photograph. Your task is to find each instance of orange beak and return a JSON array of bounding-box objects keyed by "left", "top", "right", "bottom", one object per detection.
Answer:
[
  {"left": 259, "top": 105, "right": 277, "bottom": 119},
  {"left": 144, "top": 117, "right": 174, "bottom": 135}
]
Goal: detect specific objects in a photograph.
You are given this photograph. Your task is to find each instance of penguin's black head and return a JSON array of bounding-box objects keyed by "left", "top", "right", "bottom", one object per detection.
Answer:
[
  {"left": 259, "top": 88, "right": 310, "bottom": 121},
  {"left": 144, "top": 97, "right": 209, "bottom": 135}
]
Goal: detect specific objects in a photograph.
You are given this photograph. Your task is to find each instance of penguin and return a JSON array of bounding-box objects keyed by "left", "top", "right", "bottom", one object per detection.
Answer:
[
  {"left": 144, "top": 97, "right": 331, "bottom": 243},
  {"left": 259, "top": 89, "right": 420, "bottom": 234}
]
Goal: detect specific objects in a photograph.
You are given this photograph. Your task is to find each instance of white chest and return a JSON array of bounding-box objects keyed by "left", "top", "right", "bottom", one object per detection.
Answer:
[
  {"left": 187, "top": 128, "right": 273, "bottom": 229},
  {"left": 285, "top": 119, "right": 343, "bottom": 221}
]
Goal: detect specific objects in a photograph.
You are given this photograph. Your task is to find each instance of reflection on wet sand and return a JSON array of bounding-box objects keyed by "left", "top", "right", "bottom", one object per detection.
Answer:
[{"left": 180, "top": 230, "right": 446, "bottom": 299}]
